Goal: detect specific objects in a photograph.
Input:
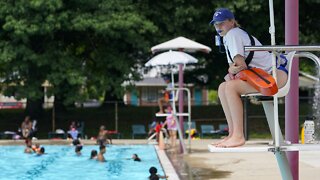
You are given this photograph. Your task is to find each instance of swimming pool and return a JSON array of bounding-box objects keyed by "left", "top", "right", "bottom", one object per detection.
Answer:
[{"left": 0, "top": 145, "right": 165, "bottom": 180}]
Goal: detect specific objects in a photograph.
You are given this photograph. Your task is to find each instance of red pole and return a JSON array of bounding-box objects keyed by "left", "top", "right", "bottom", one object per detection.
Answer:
[
  {"left": 178, "top": 64, "right": 184, "bottom": 153},
  {"left": 285, "top": 0, "right": 299, "bottom": 179}
]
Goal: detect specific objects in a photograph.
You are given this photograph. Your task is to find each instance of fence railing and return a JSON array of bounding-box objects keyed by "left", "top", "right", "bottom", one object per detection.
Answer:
[{"left": 0, "top": 97, "right": 315, "bottom": 139}]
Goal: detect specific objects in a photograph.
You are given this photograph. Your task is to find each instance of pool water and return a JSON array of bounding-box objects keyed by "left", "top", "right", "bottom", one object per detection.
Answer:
[{"left": 0, "top": 145, "right": 164, "bottom": 180}]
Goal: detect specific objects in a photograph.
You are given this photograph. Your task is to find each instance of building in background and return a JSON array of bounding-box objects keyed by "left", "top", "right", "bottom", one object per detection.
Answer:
[{"left": 123, "top": 66, "right": 209, "bottom": 106}]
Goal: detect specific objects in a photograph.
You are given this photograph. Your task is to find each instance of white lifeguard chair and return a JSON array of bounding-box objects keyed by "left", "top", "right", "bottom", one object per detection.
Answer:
[
  {"left": 208, "top": 46, "right": 320, "bottom": 180},
  {"left": 208, "top": 0, "right": 320, "bottom": 178}
]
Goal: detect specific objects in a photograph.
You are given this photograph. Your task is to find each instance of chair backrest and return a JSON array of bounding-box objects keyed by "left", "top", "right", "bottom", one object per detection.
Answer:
[
  {"left": 149, "top": 121, "right": 156, "bottom": 129},
  {"left": 201, "top": 125, "right": 214, "bottom": 133},
  {"left": 132, "top": 125, "right": 146, "bottom": 134},
  {"left": 32, "top": 120, "right": 37, "bottom": 131},
  {"left": 77, "top": 121, "right": 85, "bottom": 133},
  {"left": 184, "top": 121, "right": 196, "bottom": 130},
  {"left": 55, "top": 129, "right": 65, "bottom": 134},
  {"left": 218, "top": 124, "right": 228, "bottom": 131},
  {"left": 277, "top": 51, "right": 296, "bottom": 98},
  {"left": 241, "top": 51, "right": 296, "bottom": 98}
]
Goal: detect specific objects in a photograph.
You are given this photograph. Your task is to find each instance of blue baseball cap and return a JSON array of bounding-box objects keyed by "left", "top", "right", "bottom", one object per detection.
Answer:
[{"left": 209, "top": 8, "right": 234, "bottom": 25}]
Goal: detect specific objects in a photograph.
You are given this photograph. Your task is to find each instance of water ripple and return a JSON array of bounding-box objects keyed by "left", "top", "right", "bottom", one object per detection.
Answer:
[{"left": 21, "top": 147, "right": 70, "bottom": 180}]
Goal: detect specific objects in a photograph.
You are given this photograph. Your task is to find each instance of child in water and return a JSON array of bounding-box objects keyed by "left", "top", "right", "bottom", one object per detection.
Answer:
[{"left": 148, "top": 167, "right": 168, "bottom": 180}]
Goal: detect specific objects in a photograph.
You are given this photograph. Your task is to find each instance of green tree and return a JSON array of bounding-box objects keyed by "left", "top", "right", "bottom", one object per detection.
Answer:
[{"left": 0, "top": 0, "right": 157, "bottom": 117}]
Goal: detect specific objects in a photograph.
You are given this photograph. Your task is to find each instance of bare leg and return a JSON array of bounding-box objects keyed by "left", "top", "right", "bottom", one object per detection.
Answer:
[
  {"left": 217, "top": 80, "right": 256, "bottom": 147},
  {"left": 212, "top": 82, "right": 233, "bottom": 145},
  {"left": 216, "top": 70, "right": 287, "bottom": 147},
  {"left": 276, "top": 70, "right": 288, "bottom": 88},
  {"left": 173, "top": 132, "right": 177, "bottom": 147},
  {"left": 158, "top": 98, "right": 165, "bottom": 113},
  {"left": 170, "top": 130, "right": 177, "bottom": 147},
  {"left": 169, "top": 130, "right": 173, "bottom": 146}
]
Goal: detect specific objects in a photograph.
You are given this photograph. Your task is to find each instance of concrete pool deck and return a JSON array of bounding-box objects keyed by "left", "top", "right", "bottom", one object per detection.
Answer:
[
  {"left": 170, "top": 139, "right": 320, "bottom": 180},
  {"left": 1, "top": 139, "right": 320, "bottom": 179}
]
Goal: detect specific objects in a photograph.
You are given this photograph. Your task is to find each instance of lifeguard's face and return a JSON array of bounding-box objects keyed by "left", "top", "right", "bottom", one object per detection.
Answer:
[{"left": 214, "top": 19, "right": 235, "bottom": 37}]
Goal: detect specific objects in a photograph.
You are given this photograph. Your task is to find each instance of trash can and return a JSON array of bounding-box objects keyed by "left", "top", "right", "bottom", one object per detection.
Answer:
[{"left": 303, "top": 116, "right": 315, "bottom": 144}]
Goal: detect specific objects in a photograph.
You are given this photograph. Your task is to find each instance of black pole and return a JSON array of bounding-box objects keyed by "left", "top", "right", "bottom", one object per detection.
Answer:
[{"left": 243, "top": 97, "right": 249, "bottom": 140}]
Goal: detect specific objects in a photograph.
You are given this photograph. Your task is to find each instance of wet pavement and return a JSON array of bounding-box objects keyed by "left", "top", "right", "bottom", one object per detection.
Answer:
[
  {"left": 165, "top": 139, "right": 320, "bottom": 180},
  {"left": 166, "top": 145, "right": 232, "bottom": 180}
]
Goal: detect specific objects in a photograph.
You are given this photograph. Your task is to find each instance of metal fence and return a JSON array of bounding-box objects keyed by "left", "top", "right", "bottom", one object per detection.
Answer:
[{"left": 0, "top": 96, "right": 315, "bottom": 139}]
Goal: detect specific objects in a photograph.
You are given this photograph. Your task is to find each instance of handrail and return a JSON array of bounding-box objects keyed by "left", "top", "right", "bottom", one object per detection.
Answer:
[
  {"left": 167, "top": 87, "right": 192, "bottom": 153},
  {"left": 245, "top": 45, "right": 320, "bottom": 52},
  {"left": 295, "top": 52, "right": 320, "bottom": 76},
  {"left": 243, "top": 46, "right": 320, "bottom": 148}
]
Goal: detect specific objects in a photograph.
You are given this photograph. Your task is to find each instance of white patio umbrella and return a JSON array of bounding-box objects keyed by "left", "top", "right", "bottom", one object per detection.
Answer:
[
  {"left": 145, "top": 50, "right": 198, "bottom": 66},
  {"left": 151, "top": 36, "right": 211, "bottom": 54}
]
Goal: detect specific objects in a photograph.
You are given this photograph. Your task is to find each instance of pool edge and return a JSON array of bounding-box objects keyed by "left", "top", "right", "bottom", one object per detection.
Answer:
[{"left": 155, "top": 145, "right": 180, "bottom": 180}]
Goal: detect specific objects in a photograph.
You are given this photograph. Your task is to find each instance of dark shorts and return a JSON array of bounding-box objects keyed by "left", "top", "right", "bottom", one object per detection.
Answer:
[{"left": 277, "top": 65, "right": 288, "bottom": 74}]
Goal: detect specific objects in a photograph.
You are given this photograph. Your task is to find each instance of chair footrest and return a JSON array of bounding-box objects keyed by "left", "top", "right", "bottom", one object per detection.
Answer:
[
  {"left": 241, "top": 95, "right": 274, "bottom": 101},
  {"left": 156, "top": 113, "right": 190, "bottom": 117},
  {"left": 208, "top": 143, "right": 320, "bottom": 153}
]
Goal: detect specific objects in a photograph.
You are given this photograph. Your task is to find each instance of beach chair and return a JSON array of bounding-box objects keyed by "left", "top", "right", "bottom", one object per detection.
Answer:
[
  {"left": 48, "top": 129, "right": 67, "bottom": 139},
  {"left": 200, "top": 125, "right": 216, "bottom": 138},
  {"left": 184, "top": 121, "right": 197, "bottom": 138},
  {"left": 216, "top": 124, "right": 229, "bottom": 136},
  {"left": 0, "top": 131, "right": 17, "bottom": 139},
  {"left": 48, "top": 132, "right": 63, "bottom": 139},
  {"left": 77, "top": 121, "right": 85, "bottom": 138},
  {"left": 132, "top": 124, "right": 147, "bottom": 139},
  {"left": 183, "top": 121, "right": 196, "bottom": 131},
  {"left": 30, "top": 120, "right": 38, "bottom": 138}
]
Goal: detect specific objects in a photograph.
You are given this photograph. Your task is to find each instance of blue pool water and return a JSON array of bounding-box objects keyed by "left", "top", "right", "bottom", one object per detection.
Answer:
[{"left": 0, "top": 145, "right": 164, "bottom": 180}]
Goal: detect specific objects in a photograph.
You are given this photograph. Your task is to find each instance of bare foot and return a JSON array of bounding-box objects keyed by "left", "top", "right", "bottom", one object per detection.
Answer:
[
  {"left": 211, "top": 136, "right": 230, "bottom": 146},
  {"left": 157, "top": 111, "right": 164, "bottom": 114},
  {"left": 216, "top": 136, "right": 245, "bottom": 148}
]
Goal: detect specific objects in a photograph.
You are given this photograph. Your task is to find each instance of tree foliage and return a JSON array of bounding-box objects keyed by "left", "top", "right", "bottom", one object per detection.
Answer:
[
  {"left": 0, "top": 0, "right": 319, "bottom": 117},
  {"left": 0, "top": 0, "right": 157, "bottom": 115}
]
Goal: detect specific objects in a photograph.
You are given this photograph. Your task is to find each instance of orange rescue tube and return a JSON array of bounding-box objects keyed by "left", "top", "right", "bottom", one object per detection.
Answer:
[{"left": 235, "top": 68, "right": 278, "bottom": 96}]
